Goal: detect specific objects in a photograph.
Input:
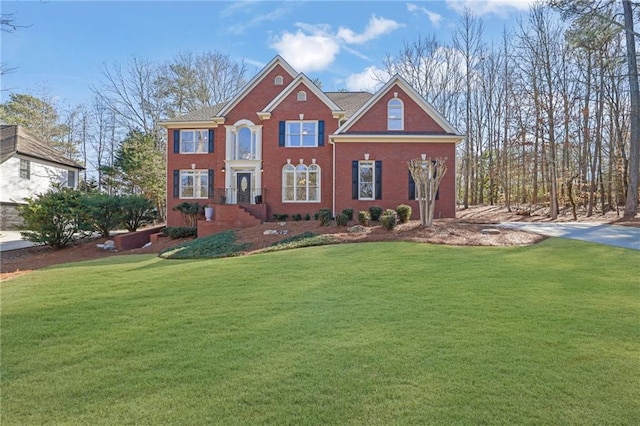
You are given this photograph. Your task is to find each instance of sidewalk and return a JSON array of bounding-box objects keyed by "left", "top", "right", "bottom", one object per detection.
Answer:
[
  {"left": 498, "top": 222, "right": 640, "bottom": 251},
  {"left": 0, "top": 231, "right": 38, "bottom": 252}
]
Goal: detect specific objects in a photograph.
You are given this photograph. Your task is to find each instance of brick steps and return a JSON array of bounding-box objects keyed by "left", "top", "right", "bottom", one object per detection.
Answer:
[{"left": 197, "top": 205, "right": 262, "bottom": 237}]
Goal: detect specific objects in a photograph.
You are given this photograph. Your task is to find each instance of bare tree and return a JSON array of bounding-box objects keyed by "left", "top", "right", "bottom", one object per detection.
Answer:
[
  {"left": 408, "top": 157, "right": 448, "bottom": 227},
  {"left": 156, "top": 51, "right": 247, "bottom": 117}
]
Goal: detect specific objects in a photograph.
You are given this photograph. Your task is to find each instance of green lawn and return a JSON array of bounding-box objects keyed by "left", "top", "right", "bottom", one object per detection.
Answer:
[{"left": 2, "top": 239, "right": 639, "bottom": 425}]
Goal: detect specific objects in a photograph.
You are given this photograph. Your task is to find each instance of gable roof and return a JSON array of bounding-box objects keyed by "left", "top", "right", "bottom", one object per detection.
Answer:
[
  {"left": 335, "top": 74, "right": 462, "bottom": 136},
  {"left": 259, "top": 73, "right": 345, "bottom": 118},
  {"left": 216, "top": 55, "right": 298, "bottom": 117},
  {"left": 0, "top": 125, "right": 84, "bottom": 169}
]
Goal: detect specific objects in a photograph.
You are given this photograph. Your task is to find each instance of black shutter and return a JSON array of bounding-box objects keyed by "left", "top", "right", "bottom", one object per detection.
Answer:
[
  {"left": 409, "top": 172, "right": 416, "bottom": 200},
  {"left": 352, "top": 160, "right": 359, "bottom": 200},
  {"left": 173, "top": 170, "right": 179, "bottom": 198},
  {"left": 173, "top": 130, "right": 180, "bottom": 153},
  {"left": 374, "top": 160, "right": 382, "bottom": 200},
  {"left": 208, "top": 129, "right": 214, "bottom": 153},
  {"left": 208, "top": 169, "right": 214, "bottom": 198},
  {"left": 318, "top": 120, "right": 325, "bottom": 146},
  {"left": 279, "top": 121, "right": 286, "bottom": 147}
]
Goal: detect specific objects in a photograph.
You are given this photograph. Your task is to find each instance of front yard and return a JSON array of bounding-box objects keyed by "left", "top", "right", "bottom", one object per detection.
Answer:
[{"left": 2, "top": 239, "right": 639, "bottom": 424}]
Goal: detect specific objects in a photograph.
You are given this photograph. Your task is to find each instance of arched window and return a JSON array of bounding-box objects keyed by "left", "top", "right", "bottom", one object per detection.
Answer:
[
  {"left": 282, "top": 162, "right": 320, "bottom": 202},
  {"left": 274, "top": 75, "right": 284, "bottom": 85},
  {"left": 297, "top": 90, "right": 307, "bottom": 101},
  {"left": 387, "top": 98, "right": 404, "bottom": 130}
]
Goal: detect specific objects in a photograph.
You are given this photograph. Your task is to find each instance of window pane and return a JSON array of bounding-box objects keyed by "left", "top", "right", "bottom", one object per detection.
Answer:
[
  {"left": 238, "top": 127, "right": 252, "bottom": 159},
  {"left": 284, "top": 187, "right": 294, "bottom": 201},
  {"left": 360, "top": 183, "right": 373, "bottom": 199},
  {"left": 296, "top": 186, "right": 307, "bottom": 200},
  {"left": 195, "top": 131, "right": 207, "bottom": 153},
  {"left": 308, "top": 186, "right": 318, "bottom": 201}
]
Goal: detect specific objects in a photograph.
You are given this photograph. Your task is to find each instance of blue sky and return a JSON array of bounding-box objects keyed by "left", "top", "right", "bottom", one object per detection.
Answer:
[{"left": 1, "top": 0, "right": 533, "bottom": 108}]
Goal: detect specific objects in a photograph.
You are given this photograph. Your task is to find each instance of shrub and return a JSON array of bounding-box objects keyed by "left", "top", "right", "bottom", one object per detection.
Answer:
[
  {"left": 162, "top": 226, "right": 197, "bottom": 239},
  {"left": 304, "top": 213, "right": 311, "bottom": 221},
  {"left": 396, "top": 204, "right": 412, "bottom": 223},
  {"left": 317, "top": 208, "right": 333, "bottom": 226},
  {"left": 292, "top": 213, "right": 302, "bottom": 221},
  {"left": 81, "top": 193, "right": 124, "bottom": 238},
  {"left": 173, "top": 202, "right": 201, "bottom": 227},
  {"left": 120, "top": 195, "right": 156, "bottom": 231},
  {"left": 369, "top": 206, "right": 383, "bottom": 221},
  {"left": 358, "top": 210, "right": 371, "bottom": 226},
  {"left": 273, "top": 213, "right": 289, "bottom": 221},
  {"left": 341, "top": 208, "right": 354, "bottom": 221},
  {"left": 335, "top": 213, "right": 349, "bottom": 227},
  {"left": 17, "top": 186, "right": 91, "bottom": 249},
  {"left": 380, "top": 210, "right": 397, "bottom": 230}
]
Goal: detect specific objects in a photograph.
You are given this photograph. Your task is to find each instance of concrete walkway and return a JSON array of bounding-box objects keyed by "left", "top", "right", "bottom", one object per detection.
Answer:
[
  {"left": 499, "top": 222, "right": 640, "bottom": 251},
  {"left": 0, "top": 231, "right": 38, "bottom": 252}
]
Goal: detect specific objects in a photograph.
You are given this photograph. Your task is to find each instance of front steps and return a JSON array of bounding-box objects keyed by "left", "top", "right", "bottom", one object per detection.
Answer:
[{"left": 197, "top": 204, "right": 262, "bottom": 237}]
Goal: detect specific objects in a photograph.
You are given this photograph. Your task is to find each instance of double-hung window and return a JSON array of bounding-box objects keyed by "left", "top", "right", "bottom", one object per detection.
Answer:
[
  {"left": 19, "top": 159, "right": 30, "bottom": 179},
  {"left": 287, "top": 121, "right": 318, "bottom": 147},
  {"left": 282, "top": 163, "right": 320, "bottom": 202},
  {"left": 180, "top": 130, "right": 208, "bottom": 153},
  {"left": 352, "top": 160, "right": 382, "bottom": 200},
  {"left": 358, "top": 161, "right": 375, "bottom": 200},
  {"left": 179, "top": 170, "right": 209, "bottom": 198}
]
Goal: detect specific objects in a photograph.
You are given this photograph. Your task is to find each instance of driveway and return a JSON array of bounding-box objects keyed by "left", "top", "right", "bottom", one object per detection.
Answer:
[
  {"left": 0, "top": 231, "right": 38, "bottom": 252},
  {"left": 499, "top": 222, "right": 640, "bottom": 251}
]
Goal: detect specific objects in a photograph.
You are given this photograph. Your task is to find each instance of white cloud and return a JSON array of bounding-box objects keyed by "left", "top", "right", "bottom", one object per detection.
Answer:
[
  {"left": 337, "top": 15, "right": 403, "bottom": 44},
  {"left": 270, "top": 28, "right": 340, "bottom": 73},
  {"left": 446, "top": 0, "right": 534, "bottom": 17},
  {"left": 345, "top": 66, "right": 389, "bottom": 92},
  {"left": 406, "top": 3, "right": 443, "bottom": 27},
  {"left": 270, "top": 15, "right": 402, "bottom": 73}
]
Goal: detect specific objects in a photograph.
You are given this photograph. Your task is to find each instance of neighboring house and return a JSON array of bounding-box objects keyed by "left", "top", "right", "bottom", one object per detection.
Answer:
[
  {"left": 162, "top": 56, "right": 463, "bottom": 234},
  {"left": 0, "top": 125, "right": 84, "bottom": 230}
]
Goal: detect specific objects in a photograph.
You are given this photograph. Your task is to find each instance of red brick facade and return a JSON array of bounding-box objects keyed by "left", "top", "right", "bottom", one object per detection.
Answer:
[{"left": 163, "top": 56, "right": 462, "bottom": 229}]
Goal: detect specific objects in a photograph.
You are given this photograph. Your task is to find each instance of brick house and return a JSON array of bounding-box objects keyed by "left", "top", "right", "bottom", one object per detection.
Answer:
[{"left": 161, "top": 56, "right": 463, "bottom": 235}]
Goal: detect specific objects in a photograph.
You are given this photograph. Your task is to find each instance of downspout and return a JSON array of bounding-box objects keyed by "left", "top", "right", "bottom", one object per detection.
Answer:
[{"left": 330, "top": 136, "right": 336, "bottom": 216}]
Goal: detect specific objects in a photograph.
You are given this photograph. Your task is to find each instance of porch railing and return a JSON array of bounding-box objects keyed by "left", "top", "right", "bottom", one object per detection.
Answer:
[{"left": 212, "top": 188, "right": 267, "bottom": 205}]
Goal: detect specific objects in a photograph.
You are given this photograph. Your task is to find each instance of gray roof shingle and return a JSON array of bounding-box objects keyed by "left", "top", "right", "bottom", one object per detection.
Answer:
[
  {"left": 325, "top": 92, "right": 373, "bottom": 119},
  {"left": 0, "top": 125, "right": 84, "bottom": 169}
]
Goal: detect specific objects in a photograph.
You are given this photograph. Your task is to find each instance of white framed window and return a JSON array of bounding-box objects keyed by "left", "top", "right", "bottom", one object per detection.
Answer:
[
  {"left": 19, "top": 159, "right": 30, "bottom": 179},
  {"left": 233, "top": 126, "right": 256, "bottom": 160},
  {"left": 297, "top": 90, "right": 307, "bottom": 101},
  {"left": 274, "top": 75, "right": 284, "bottom": 85},
  {"left": 387, "top": 98, "right": 404, "bottom": 130},
  {"left": 180, "top": 170, "right": 209, "bottom": 198},
  {"left": 67, "top": 170, "right": 76, "bottom": 188},
  {"left": 180, "top": 130, "right": 208, "bottom": 153},
  {"left": 358, "top": 161, "right": 375, "bottom": 200},
  {"left": 282, "top": 163, "right": 320, "bottom": 202},
  {"left": 286, "top": 121, "right": 318, "bottom": 147}
]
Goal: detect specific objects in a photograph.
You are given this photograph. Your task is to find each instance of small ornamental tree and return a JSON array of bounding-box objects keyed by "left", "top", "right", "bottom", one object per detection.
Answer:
[
  {"left": 17, "top": 186, "right": 91, "bottom": 249},
  {"left": 408, "top": 157, "right": 447, "bottom": 227}
]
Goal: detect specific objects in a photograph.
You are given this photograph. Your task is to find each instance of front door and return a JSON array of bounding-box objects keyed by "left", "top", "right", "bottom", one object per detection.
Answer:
[{"left": 237, "top": 172, "right": 251, "bottom": 204}]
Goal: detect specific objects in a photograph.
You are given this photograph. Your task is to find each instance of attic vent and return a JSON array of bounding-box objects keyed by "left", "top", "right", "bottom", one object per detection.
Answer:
[
  {"left": 297, "top": 90, "right": 307, "bottom": 101},
  {"left": 274, "top": 75, "right": 284, "bottom": 85}
]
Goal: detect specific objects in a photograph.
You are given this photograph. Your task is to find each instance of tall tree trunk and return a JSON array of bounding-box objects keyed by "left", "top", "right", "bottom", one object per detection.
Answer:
[{"left": 623, "top": 0, "right": 639, "bottom": 217}]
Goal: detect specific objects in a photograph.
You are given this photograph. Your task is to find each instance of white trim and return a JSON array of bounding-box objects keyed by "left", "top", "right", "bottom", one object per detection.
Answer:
[
  {"left": 161, "top": 120, "right": 221, "bottom": 128},
  {"left": 329, "top": 134, "right": 464, "bottom": 144},
  {"left": 260, "top": 73, "right": 344, "bottom": 115},
  {"left": 218, "top": 56, "right": 298, "bottom": 117},
  {"left": 335, "top": 74, "right": 461, "bottom": 136}
]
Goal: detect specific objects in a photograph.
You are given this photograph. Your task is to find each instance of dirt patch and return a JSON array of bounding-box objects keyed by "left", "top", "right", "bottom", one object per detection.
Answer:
[{"left": 2, "top": 204, "right": 637, "bottom": 281}]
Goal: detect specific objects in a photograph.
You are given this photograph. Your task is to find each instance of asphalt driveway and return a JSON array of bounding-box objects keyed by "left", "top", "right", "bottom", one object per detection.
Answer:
[{"left": 499, "top": 222, "right": 640, "bottom": 251}]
